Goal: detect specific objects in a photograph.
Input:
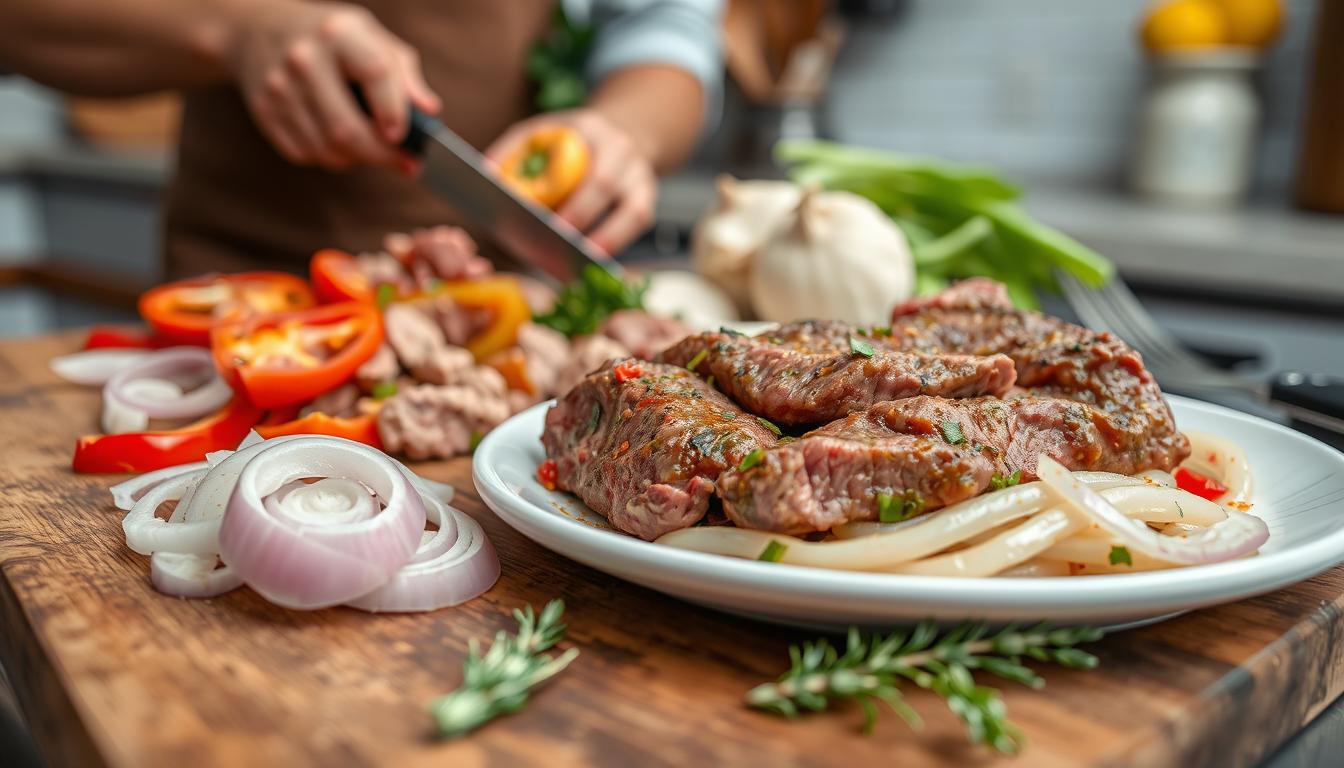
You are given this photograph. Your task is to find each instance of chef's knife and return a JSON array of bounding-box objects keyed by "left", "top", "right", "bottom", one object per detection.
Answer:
[{"left": 353, "top": 89, "right": 616, "bottom": 283}]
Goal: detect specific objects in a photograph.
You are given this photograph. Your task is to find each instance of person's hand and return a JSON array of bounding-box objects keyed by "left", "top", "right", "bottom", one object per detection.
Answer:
[
  {"left": 487, "top": 109, "right": 657, "bottom": 256},
  {"left": 228, "top": 1, "right": 439, "bottom": 171}
]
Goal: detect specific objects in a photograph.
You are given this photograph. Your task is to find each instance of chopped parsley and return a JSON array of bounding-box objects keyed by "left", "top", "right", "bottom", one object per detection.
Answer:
[
  {"left": 721, "top": 411, "right": 737, "bottom": 420},
  {"left": 468, "top": 431, "right": 484, "bottom": 453},
  {"left": 705, "top": 374, "right": 716, "bottom": 389},
  {"left": 375, "top": 282, "right": 397, "bottom": 310},
  {"left": 755, "top": 416, "right": 782, "bottom": 436},
  {"left": 877, "top": 490, "right": 925, "bottom": 523},
  {"left": 738, "top": 448, "right": 764, "bottom": 471},
  {"left": 870, "top": 325, "right": 892, "bottom": 337},
  {"left": 777, "top": 436, "right": 797, "bottom": 445},
  {"left": 941, "top": 420, "right": 966, "bottom": 445},
  {"left": 1175, "top": 501, "right": 1185, "bottom": 518},
  {"left": 1108, "top": 545, "right": 1133, "bottom": 567},
  {"left": 758, "top": 540, "right": 788, "bottom": 562},
  {"left": 534, "top": 264, "right": 647, "bottom": 337},
  {"left": 586, "top": 402, "right": 603, "bottom": 435},
  {"left": 371, "top": 380, "right": 398, "bottom": 400},
  {"left": 988, "top": 469, "right": 1022, "bottom": 490},
  {"left": 686, "top": 348, "right": 709, "bottom": 372},
  {"left": 719, "top": 326, "right": 744, "bottom": 337},
  {"left": 849, "top": 336, "right": 875, "bottom": 358}
]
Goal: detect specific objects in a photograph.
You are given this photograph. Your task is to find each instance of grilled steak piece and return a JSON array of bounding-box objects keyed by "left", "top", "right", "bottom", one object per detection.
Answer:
[
  {"left": 888, "top": 280, "right": 1191, "bottom": 472},
  {"left": 658, "top": 321, "right": 1016, "bottom": 426},
  {"left": 542, "top": 359, "right": 778, "bottom": 540},
  {"left": 717, "top": 410, "right": 995, "bottom": 535}
]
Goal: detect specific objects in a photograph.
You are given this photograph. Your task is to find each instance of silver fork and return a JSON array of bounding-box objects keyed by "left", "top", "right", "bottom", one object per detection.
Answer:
[{"left": 1057, "top": 271, "right": 1344, "bottom": 433}]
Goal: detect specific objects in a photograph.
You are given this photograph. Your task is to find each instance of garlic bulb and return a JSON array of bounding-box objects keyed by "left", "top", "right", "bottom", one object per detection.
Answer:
[
  {"left": 691, "top": 175, "right": 801, "bottom": 313},
  {"left": 749, "top": 188, "right": 914, "bottom": 325},
  {"left": 643, "top": 270, "right": 740, "bottom": 331}
]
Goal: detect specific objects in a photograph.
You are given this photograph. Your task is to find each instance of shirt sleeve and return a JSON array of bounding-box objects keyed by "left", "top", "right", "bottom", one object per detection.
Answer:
[{"left": 576, "top": 0, "right": 724, "bottom": 102}]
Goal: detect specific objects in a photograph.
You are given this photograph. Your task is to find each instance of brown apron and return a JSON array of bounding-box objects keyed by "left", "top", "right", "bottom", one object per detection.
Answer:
[{"left": 164, "top": 0, "right": 556, "bottom": 279}]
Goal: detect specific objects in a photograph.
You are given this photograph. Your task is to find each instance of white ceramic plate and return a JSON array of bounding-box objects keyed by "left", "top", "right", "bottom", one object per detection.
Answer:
[{"left": 474, "top": 396, "right": 1344, "bottom": 629}]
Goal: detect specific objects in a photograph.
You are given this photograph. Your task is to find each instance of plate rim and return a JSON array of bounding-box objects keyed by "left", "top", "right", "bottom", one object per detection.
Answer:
[{"left": 473, "top": 395, "right": 1344, "bottom": 613}]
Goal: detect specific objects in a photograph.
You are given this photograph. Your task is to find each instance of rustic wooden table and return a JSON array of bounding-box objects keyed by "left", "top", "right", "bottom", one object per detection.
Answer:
[{"left": 2, "top": 332, "right": 1343, "bottom": 768}]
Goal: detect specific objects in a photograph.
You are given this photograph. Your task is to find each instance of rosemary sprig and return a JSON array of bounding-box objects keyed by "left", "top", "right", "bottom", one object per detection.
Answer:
[
  {"left": 430, "top": 600, "right": 579, "bottom": 738},
  {"left": 746, "top": 621, "right": 1103, "bottom": 755}
]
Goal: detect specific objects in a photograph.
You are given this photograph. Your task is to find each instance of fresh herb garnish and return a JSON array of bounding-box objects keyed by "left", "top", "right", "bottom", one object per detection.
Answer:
[
  {"left": 877, "top": 490, "right": 924, "bottom": 523},
  {"left": 777, "top": 436, "right": 797, "bottom": 445},
  {"left": 849, "top": 336, "right": 875, "bottom": 358},
  {"left": 941, "top": 420, "right": 966, "bottom": 445},
  {"left": 738, "top": 448, "right": 765, "bottom": 471},
  {"left": 755, "top": 416, "right": 782, "bottom": 436},
  {"left": 375, "top": 282, "right": 397, "bottom": 310},
  {"left": 430, "top": 601, "right": 578, "bottom": 738},
  {"left": 1108, "top": 546, "right": 1133, "bottom": 567},
  {"left": 371, "top": 380, "right": 398, "bottom": 400},
  {"left": 705, "top": 374, "right": 716, "bottom": 389},
  {"left": 758, "top": 540, "right": 788, "bottom": 562},
  {"left": 988, "top": 469, "right": 1022, "bottom": 491},
  {"left": 721, "top": 411, "right": 737, "bottom": 420},
  {"left": 747, "top": 621, "right": 1103, "bottom": 754},
  {"left": 870, "top": 326, "right": 892, "bottom": 337},
  {"left": 720, "top": 326, "right": 744, "bottom": 337},
  {"left": 468, "top": 431, "right": 484, "bottom": 453},
  {"left": 686, "top": 349, "right": 708, "bottom": 372},
  {"left": 1175, "top": 501, "right": 1184, "bottom": 518},
  {"left": 534, "top": 264, "right": 647, "bottom": 337}
]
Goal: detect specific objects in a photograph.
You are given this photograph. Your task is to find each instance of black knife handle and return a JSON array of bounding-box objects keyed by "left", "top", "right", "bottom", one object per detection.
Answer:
[
  {"left": 1269, "top": 371, "right": 1344, "bottom": 430},
  {"left": 348, "top": 83, "right": 433, "bottom": 156}
]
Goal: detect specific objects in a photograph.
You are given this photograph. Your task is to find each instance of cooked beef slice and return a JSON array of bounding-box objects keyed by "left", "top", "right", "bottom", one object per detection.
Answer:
[
  {"left": 717, "top": 409, "right": 994, "bottom": 534},
  {"left": 658, "top": 321, "right": 1016, "bottom": 426},
  {"left": 542, "top": 359, "right": 778, "bottom": 540},
  {"left": 888, "top": 280, "right": 1191, "bottom": 471}
]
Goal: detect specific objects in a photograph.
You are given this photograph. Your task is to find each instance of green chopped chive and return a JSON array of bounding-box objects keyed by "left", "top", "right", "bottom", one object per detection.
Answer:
[
  {"left": 686, "top": 348, "right": 709, "bottom": 371},
  {"left": 375, "top": 283, "right": 397, "bottom": 310},
  {"left": 468, "top": 431, "right": 484, "bottom": 453},
  {"left": 705, "top": 374, "right": 716, "bottom": 389},
  {"left": 755, "top": 416, "right": 782, "bottom": 436},
  {"left": 720, "top": 326, "right": 744, "bottom": 336},
  {"left": 849, "top": 336, "right": 875, "bottom": 358},
  {"left": 758, "top": 540, "right": 788, "bottom": 562},
  {"left": 871, "top": 325, "right": 892, "bottom": 337},
  {"left": 1108, "top": 545, "right": 1133, "bottom": 566},
  {"left": 371, "top": 380, "right": 398, "bottom": 400},
  {"left": 777, "top": 436, "right": 797, "bottom": 444},
  {"left": 738, "top": 448, "right": 764, "bottom": 471},
  {"left": 941, "top": 420, "right": 966, "bottom": 445},
  {"left": 988, "top": 469, "right": 1022, "bottom": 491},
  {"left": 877, "top": 490, "right": 924, "bottom": 522}
]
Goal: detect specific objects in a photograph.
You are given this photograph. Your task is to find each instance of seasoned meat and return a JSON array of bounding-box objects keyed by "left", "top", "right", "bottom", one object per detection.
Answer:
[
  {"left": 658, "top": 321, "right": 1016, "bottom": 426},
  {"left": 301, "top": 383, "right": 361, "bottom": 418},
  {"left": 355, "top": 343, "right": 400, "bottom": 391},
  {"left": 383, "top": 303, "right": 484, "bottom": 385},
  {"left": 888, "top": 280, "right": 1190, "bottom": 471},
  {"left": 717, "top": 410, "right": 994, "bottom": 535},
  {"left": 542, "top": 359, "right": 778, "bottom": 540},
  {"left": 599, "top": 309, "right": 692, "bottom": 360},
  {"left": 377, "top": 382, "right": 510, "bottom": 460},
  {"left": 552, "top": 335, "right": 630, "bottom": 397},
  {"left": 354, "top": 252, "right": 413, "bottom": 294},
  {"left": 384, "top": 226, "right": 492, "bottom": 288},
  {"left": 515, "top": 322, "right": 571, "bottom": 399}
]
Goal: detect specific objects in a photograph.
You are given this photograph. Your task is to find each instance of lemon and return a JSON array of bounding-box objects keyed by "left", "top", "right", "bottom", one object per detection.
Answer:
[
  {"left": 1216, "top": 0, "right": 1284, "bottom": 47},
  {"left": 1140, "top": 0, "right": 1229, "bottom": 52}
]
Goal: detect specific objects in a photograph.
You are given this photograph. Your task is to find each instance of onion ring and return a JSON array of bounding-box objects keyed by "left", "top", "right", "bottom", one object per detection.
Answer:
[
  {"left": 103, "top": 347, "right": 232, "bottom": 422},
  {"left": 150, "top": 553, "right": 243, "bottom": 599},
  {"left": 50, "top": 349, "right": 149, "bottom": 385}
]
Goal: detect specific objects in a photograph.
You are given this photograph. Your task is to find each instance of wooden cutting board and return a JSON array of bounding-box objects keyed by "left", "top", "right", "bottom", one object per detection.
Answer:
[{"left": 2, "top": 332, "right": 1343, "bottom": 768}]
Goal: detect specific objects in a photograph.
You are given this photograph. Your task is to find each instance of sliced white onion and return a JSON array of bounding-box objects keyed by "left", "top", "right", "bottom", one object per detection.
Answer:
[
  {"left": 50, "top": 349, "right": 149, "bottom": 385},
  {"left": 103, "top": 347, "right": 232, "bottom": 422},
  {"left": 110, "top": 460, "right": 208, "bottom": 510},
  {"left": 101, "top": 378, "right": 183, "bottom": 434},
  {"left": 122, "top": 468, "right": 216, "bottom": 556},
  {"left": 1037, "top": 455, "right": 1268, "bottom": 565},
  {"left": 891, "top": 508, "right": 1085, "bottom": 577},
  {"left": 150, "top": 553, "right": 242, "bottom": 599},
  {"left": 218, "top": 437, "right": 427, "bottom": 610}
]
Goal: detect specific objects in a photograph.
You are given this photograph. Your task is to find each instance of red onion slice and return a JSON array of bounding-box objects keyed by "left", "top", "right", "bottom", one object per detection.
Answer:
[
  {"left": 1037, "top": 455, "right": 1268, "bottom": 565},
  {"left": 50, "top": 349, "right": 149, "bottom": 385},
  {"left": 218, "top": 437, "right": 427, "bottom": 610},
  {"left": 110, "top": 460, "right": 209, "bottom": 510},
  {"left": 104, "top": 347, "right": 232, "bottom": 422},
  {"left": 150, "top": 553, "right": 243, "bottom": 599}
]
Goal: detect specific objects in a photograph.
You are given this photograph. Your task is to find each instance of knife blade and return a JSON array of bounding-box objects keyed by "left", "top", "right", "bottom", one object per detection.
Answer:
[{"left": 359, "top": 90, "right": 617, "bottom": 283}]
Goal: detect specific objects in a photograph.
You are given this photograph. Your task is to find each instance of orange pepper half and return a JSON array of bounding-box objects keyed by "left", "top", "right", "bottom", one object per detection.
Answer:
[{"left": 499, "top": 125, "right": 590, "bottom": 209}]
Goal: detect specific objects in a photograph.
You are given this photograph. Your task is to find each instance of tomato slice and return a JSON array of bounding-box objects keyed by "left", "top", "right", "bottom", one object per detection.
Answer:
[
  {"left": 256, "top": 410, "right": 383, "bottom": 448},
  {"left": 139, "top": 272, "right": 315, "bottom": 345},
  {"left": 310, "top": 249, "right": 377, "bottom": 304},
  {"left": 1174, "top": 467, "right": 1229, "bottom": 501},
  {"left": 212, "top": 302, "right": 383, "bottom": 409},
  {"left": 72, "top": 397, "right": 263, "bottom": 474}
]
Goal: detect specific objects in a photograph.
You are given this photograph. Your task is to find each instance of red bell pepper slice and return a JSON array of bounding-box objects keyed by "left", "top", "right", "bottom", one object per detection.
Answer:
[
  {"left": 72, "top": 397, "right": 263, "bottom": 474},
  {"left": 139, "top": 272, "right": 315, "bottom": 345},
  {"left": 211, "top": 302, "right": 384, "bottom": 409},
  {"left": 256, "top": 410, "right": 383, "bottom": 448},
  {"left": 310, "top": 249, "right": 378, "bottom": 304},
  {"left": 1174, "top": 467, "right": 1229, "bottom": 501},
  {"left": 82, "top": 325, "right": 173, "bottom": 350}
]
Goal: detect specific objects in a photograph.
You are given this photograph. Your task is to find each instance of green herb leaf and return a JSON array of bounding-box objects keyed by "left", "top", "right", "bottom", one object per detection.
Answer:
[
  {"left": 738, "top": 448, "right": 764, "bottom": 471},
  {"left": 758, "top": 540, "right": 788, "bottom": 562},
  {"left": 705, "top": 374, "right": 716, "bottom": 389},
  {"left": 877, "top": 493, "right": 902, "bottom": 523},
  {"left": 430, "top": 600, "right": 578, "bottom": 738},
  {"left": 849, "top": 336, "right": 875, "bottom": 358},
  {"left": 1108, "top": 546, "right": 1133, "bottom": 567},
  {"left": 720, "top": 326, "right": 744, "bottom": 337},
  {"left": 375, "top": 283, "right": 397, "bottom": 310},
  {"left": 988, "top": 469, "right": 1022, "bottom": 491},
  {"left": 686, "top": 348, "right": 708, "bottom": 372},
  {"left": 371, "top": 380, "right": 398, "bottom": 400},
  {"left": 534, "top": 264, "right": 647, "bottom": 337},
  {"left": 721, "top": 411, "right": 737, "bottom": 420},
  {"left": 941, "top": 420, "right": 966, "bottom": 445},
  {"left": 468, "top": 431, "right": 485, "bottom": 453},
  {"left": 755, "top": 416, "right": 782, "bottom": 436}
]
